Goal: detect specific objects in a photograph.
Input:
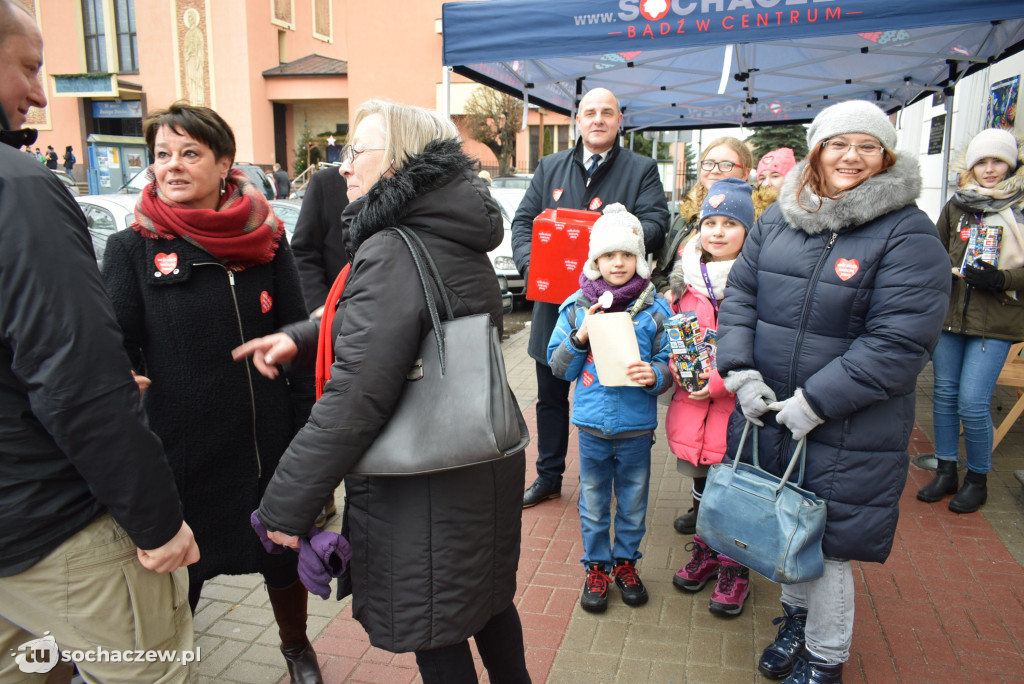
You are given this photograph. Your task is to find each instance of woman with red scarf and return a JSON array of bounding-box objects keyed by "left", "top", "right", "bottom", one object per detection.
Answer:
[{"left": 101, "top": 103, "right": 322, "bottom": 684}]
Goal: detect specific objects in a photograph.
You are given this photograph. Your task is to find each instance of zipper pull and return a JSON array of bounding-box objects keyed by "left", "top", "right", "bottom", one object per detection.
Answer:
[
  {"left": 227, "top": 271, "right": 235, "bottom": 286},
  {"left": 827, "top": 232, "right": 837, "bottom": 248}
]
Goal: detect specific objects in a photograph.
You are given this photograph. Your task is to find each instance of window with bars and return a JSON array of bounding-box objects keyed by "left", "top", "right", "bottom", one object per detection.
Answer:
[
  {"left": 81, "top": 0, "right": 106, "bottom": 73},
  {"left": 114, "top": 0, "right": 137, "bottom": 74}
]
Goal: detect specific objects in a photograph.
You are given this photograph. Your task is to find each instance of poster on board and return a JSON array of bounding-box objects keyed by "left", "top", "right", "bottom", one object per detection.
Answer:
[{"left": 987, "top": 76, "right": 1019, "bottom": 130}]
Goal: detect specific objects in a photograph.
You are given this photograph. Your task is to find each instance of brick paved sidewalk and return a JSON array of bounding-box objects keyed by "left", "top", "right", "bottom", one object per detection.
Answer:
[{"left": 194, "top": 329, "right": 1024, "bottom": 683}]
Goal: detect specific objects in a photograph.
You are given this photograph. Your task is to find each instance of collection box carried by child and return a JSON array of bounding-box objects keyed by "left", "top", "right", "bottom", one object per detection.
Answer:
[
  {"left": 959, "top": 222, "right": 1002, "bottom": 275},
  {"left": 665, "top": 312, "right": 717, "bottom": 393},
  {"left": 525, "top": 207, "right": 602, "bottom": 304}
]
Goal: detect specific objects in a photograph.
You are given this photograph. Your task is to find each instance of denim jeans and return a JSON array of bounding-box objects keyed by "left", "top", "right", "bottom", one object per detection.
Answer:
[
  {"left": 577, "top": 431, "right": 654, "bottom": 566},
  {"left": 932, "top": 332, "right": 1012, "bottom": 474},
  {"left": 781, "top": 558, "right": 854, "bottom": 665},
  {"left": 534, "top": 361, "right": 572, "bottom": 489}
]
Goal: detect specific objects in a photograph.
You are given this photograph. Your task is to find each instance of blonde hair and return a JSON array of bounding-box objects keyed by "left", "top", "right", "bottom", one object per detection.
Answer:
[
  {"left": 350, "top": 100, "right": 459, "bottom": 178},
  {"left": 701, "top": 136, "right": 754, "bottom": 171}
]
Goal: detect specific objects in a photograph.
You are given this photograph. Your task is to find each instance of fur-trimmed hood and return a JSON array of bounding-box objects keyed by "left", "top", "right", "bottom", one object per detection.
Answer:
[
  {"left": 950, "top": 131, "right": 1024, "bottom": 201},
  {"left": 778, "top": 154, "right": 922, "bottom": 235},
  {"left": 344, "top": 138, "right": 503, "bottom": 256}
]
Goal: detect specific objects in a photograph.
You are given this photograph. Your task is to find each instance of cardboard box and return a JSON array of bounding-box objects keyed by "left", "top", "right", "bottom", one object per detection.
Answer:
[
  {"left": 526, "top": 207, "right": 602, "bottom": 304},
  {"left": 960, "top": 222, "right": 1002, "bottom": 274},
  {"left": 665, "top": 312, "right": 716, "bottom": 392}
]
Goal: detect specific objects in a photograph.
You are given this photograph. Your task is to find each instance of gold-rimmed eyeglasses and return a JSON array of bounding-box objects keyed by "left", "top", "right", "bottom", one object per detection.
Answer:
[{"left": 820, "top": 139, "right": 885, "bottom": 156}]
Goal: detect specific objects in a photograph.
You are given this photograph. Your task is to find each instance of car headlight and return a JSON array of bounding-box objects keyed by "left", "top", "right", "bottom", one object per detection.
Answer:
[{"left": 493, "top": 256, "right": 517, "bottom": 271}]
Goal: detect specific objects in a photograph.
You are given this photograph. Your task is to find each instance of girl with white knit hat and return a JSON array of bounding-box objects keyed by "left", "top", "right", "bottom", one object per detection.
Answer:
[
  {"left": 716, "top": 100, "right": 951, "bottom": 683},
  {"left": 917, "top": 127, "right": 1024, "bottom": 514}
]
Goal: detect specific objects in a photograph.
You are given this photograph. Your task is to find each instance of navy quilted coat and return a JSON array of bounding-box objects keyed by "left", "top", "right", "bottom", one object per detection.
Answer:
[{"left": 717, "top": 155, "right": 951, "bottom": 563}]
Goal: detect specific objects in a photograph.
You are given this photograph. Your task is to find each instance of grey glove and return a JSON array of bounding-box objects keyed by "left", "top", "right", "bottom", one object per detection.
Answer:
[
  {"left": 733, "top": 377, "right": 777, "bottom": 427},
  {"left": 770, "top": 388, "right": 825, "bottom": 441}
]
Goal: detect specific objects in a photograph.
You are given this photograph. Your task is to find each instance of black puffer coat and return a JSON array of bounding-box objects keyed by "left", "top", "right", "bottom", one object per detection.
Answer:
[
  {"left": 717, "top": 155, "right": 951, "bottom": 563},
  {"left": 102, "top": 226, "right": 308, "bottom": 581},
  {"left": 258, "top": 139, "right": 524, "bottom": 653}
]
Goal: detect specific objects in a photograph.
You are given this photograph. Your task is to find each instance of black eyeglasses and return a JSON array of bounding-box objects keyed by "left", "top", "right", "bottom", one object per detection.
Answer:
[
  {"left": 340, "top": 144, "right": 386, "bottom": 164},
  {"left": 700, "top": 159, "right": 739, "bottom": 172}
]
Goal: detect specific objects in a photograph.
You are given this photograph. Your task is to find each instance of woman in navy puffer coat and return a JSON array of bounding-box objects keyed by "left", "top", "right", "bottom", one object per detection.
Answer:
[{"left": 716, "top": 101, "right": 950, "bottom": 684}]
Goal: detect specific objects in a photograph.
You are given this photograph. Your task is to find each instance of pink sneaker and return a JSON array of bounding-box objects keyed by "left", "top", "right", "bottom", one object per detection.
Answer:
[
  {"left": 673, "top": 534, "right": 719, "bottom": 592},
  {"left": 709, "top": 557, "right": 750, "bottom": 616}
]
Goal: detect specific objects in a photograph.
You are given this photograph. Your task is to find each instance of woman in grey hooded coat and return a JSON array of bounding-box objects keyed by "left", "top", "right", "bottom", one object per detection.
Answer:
[{"left": 716, "top": 101, "right": 950, "bottom": 683}]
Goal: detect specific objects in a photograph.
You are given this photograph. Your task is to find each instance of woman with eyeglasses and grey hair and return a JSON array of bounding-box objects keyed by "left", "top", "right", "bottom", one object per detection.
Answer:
[
  {"left": 234, "top": 100, "right": 531, "bottom": 683},
  {"left": 715, "top": 100, "right": 950, "bottom": 683}
]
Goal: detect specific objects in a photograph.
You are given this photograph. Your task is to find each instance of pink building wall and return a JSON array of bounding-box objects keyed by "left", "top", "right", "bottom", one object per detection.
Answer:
[{"left": 28, "top": 0, "right": 570, "bottom": 179}]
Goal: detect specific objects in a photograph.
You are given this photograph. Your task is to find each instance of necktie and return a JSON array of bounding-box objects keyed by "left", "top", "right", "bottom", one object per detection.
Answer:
[{"left": 587, "top": 154, "right": 600, "bottom": 177}]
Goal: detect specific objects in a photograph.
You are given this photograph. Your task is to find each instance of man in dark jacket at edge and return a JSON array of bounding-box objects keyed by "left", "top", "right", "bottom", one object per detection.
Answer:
[
  {"left": 511, "top": 87, "right": 669, "bottom": 507},
  {"left": 272, "top": 162, "right": 291, "bottom": 199},
  {"left": 290, "top": 166, "right": 351, "bottom": 316},
  {"left": 0, "top": 3, "right": 199, "bottom": 681}
]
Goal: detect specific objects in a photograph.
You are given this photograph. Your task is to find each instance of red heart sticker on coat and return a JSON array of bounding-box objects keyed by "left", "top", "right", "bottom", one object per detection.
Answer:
[
  {"left": 553, "top": 189, "right": 563, "bottom": 201},
  {"left": 708, "top": 193, "right": 726, "bottom": 208},
  {"left": 835, "top": 258, "right": 860, "bottom": 281},
  {"left": 260, "top": 291, "right": 273, "bottom": 314},
  {"left": 581, "top": 370, "right": 594, "bottom": 387},
  {"left": 960, "top": 227, "right": 971, "bottom": 241},
  {"left": 589, "top": 197, "right": 603, "bottom": 211},
  {"left": 586, "top": 351, "right": 594, "bottom": 365},
  {"left": 155, "top": 252, "right": 177, "bottom": 275}
]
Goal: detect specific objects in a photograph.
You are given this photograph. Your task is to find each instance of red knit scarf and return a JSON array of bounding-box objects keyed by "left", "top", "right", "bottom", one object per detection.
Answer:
[
  {"left": 133, "top": 167, "right": 282, "bottom": 270},
  {"left": 315, "top": 263, "right": 351, "bottom": 398}
]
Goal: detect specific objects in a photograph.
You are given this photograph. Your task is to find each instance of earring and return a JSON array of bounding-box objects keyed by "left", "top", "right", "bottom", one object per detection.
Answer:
[{"left": 219, "top": 177, "right": 226, "bottom": 197}]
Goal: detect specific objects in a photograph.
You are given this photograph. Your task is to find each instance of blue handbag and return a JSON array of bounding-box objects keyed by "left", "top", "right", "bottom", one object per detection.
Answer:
[{"left": 696, "top": 420, "right": 826, "bottom": 584}]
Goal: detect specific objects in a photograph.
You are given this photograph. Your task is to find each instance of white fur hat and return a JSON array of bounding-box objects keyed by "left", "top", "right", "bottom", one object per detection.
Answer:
[
  {"left": 806, "top": 100, "right": 897, "bottom": 151},
  {"left": 583, "top": 203, "right": 649, "bottom": 281},
  {"left": 966, "top": 128, "right": 1019, "bottom": 170}
]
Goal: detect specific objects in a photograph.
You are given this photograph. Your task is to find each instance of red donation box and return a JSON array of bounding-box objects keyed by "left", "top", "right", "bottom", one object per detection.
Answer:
[{"left": 526, "top": 207, "right": 602, "bottom": 305}]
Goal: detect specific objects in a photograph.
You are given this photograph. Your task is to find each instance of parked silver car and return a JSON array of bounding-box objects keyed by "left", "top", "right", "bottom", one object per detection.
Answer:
[{"left": 74, "top": 194, "right": 137, "bottom": 267}]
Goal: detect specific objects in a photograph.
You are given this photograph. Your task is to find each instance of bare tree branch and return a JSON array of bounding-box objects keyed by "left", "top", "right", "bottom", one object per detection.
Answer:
[{"left": 463, "top": 87, "right": 523, "bottom": 176}]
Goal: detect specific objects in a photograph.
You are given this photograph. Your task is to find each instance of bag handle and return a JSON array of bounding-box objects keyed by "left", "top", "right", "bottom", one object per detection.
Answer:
[
  {"left": 390, "top": 227, "right": 452, "bottom": 375},
  {"left": 732, "top": 420, "right": 809, "bottom": 492}
]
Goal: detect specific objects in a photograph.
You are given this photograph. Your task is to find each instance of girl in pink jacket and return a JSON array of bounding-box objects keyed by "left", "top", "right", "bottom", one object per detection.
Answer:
[{"left": 666, "top": 177, "right": 754, "bottom": 617}]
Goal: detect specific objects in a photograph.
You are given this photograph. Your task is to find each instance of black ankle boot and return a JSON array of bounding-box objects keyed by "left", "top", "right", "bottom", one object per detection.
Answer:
[
  {"left": 917, "top": 459, "right": 959, "bottom": 502},
  {"left": 267, "top": 581, "right": 324, "bottom": 684},
  {"left": 782, "top": 651, "right": 844, "bottom": 683},
  {"left": 949, "top": 470, "right": 987, "bottom": 514},
  {"left": 674, "top": 499, "right": 699, "bottom": 534},
  {"left": 758, "top": 602, "right": 808, "bottom": 679}
]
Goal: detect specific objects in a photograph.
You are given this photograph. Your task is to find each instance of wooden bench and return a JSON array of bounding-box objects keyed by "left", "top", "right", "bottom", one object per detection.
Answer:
[{"left": 993, "top": 342, "right": 1024, "bottom": 451}]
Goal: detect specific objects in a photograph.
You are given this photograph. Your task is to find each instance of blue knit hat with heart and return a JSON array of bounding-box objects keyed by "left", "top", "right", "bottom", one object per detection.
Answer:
[{"left": 699, "top": 177, "right": 754, "bottom": 231}]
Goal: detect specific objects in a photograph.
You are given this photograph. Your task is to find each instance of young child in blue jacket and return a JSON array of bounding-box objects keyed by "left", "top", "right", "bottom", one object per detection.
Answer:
[{"left": 548, "top": 203, "right": 673, "bottom": 613}]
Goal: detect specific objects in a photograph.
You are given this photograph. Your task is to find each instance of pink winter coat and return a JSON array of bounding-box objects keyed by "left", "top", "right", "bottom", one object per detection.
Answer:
[{"left": 665, "top": 285, "right": 735, "bottom": 466}]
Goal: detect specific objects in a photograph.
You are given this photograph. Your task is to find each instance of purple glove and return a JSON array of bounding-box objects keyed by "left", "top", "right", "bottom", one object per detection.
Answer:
[
  {"left": 298, "top": 529, "right": 352, "bottom": 600},
  {"left": 250, "top": 510, "right": 285, "bottom": 555}
]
